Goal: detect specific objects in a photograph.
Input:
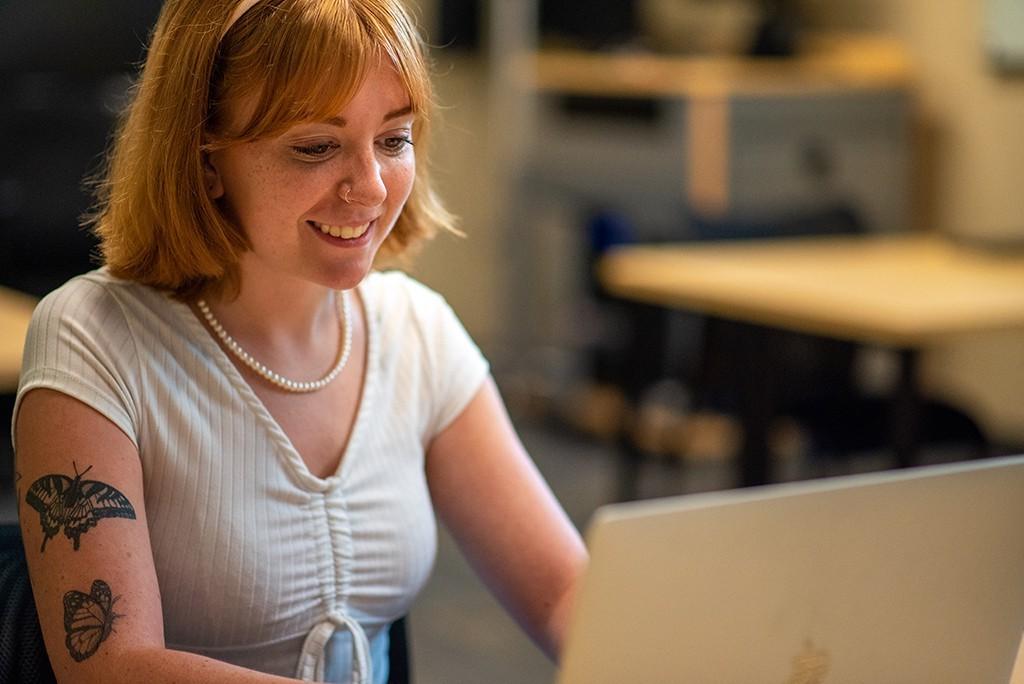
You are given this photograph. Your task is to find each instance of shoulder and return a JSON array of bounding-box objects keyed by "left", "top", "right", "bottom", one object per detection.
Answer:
[
  {"left": 18, "top": 270, "right": 151, "bottom": 446},
  {"left": 30, "top": 270, "right": 125, "bottom": 333},
  {"left": 32, "top": 268, "right": 147, "bottom": 323},
  {"left": 360, "top": 269, "right": 457, "bottom": 334},
  {"left": 28, "top": 270, "right": 169, "bottom": 348},
  {"left": 361, "top": 269, "right": 446, "bottom": 311},
  {"left": 360, "top": 269, "right": 484, "bottom": 366},
  {"left": 23, "top": 269, "right": 181, "bottom": 371},
  {"left": 361, "top": 273, "right": 488, "bottom": 436}
]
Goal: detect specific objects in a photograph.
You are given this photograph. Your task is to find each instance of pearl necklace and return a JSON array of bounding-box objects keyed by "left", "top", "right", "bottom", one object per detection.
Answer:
[{"left": 197, "top": 292, "right": 352, "bottom": 393}]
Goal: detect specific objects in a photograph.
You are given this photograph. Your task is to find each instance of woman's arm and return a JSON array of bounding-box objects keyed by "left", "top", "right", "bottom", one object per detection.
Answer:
[
  {"left": 16, "top": 389, "right": 301, "bottom": 684},
  {"left": 425, "top": 377, "right": 589, "bottom": 660}
]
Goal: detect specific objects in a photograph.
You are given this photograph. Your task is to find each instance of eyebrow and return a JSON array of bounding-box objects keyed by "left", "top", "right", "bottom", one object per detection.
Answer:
[{"left": 325, "top": 105, "right": 414, "bottom": 128}]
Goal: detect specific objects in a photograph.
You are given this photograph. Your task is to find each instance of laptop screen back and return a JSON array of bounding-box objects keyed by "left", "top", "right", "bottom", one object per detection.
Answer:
[{"left": 558, "top": 456, "right": 1024, "bottom": 684}]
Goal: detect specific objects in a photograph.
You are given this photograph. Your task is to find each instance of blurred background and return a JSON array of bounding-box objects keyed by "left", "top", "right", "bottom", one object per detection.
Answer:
[{"left": 2, "top": 0, "right": 1024, "bottom": 681}]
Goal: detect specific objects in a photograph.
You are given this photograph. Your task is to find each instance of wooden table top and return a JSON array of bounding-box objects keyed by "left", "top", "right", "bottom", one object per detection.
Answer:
[
  {"left": 0, "top": 286, "right": 37, "bottom": 392},
  {"left": 527, "top": 34, "right": 914, "bottom": 100},
  {"left": 598, "top": 234, "right": 1024, "bottom": 347}
]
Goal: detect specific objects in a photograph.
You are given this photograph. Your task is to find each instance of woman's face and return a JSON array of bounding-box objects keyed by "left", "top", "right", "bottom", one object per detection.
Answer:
[{"left": 207, "top": 59, "right": 416, "bottom": 293}]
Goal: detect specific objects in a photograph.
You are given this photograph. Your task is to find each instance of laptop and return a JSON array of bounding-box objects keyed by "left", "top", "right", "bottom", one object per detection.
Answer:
[{"left": 557, "top": 456, "right": 1024, "bottom": 684}]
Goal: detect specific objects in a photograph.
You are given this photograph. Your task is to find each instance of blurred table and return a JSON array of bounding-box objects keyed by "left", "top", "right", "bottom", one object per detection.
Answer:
[
  {"left": 0, "top": 287, "right": 36, "bottom": 393},
  {"left": 598, "top": 233, "right": 1024, "bottom": 491},
  {"left": 503, "top": 35, "right": 915, "bottom": 391}
]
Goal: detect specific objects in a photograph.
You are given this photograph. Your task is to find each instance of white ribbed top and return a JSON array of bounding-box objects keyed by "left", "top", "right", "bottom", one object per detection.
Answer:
[{"left": 15, "top": 268, "right": 489, "bottom": 683}]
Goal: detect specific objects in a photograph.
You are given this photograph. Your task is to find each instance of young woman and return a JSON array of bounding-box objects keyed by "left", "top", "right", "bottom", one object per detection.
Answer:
[{"left": 12, "top": 1, "right": 587, "bottom": 682}]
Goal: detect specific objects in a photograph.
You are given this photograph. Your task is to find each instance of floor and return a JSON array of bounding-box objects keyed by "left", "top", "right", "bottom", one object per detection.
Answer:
[{"left": 0, "top": 414, "right": 992, "bottom": 684}]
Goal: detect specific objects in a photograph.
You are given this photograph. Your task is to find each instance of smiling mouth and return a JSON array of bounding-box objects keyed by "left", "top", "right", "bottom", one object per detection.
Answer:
[{"left": 310, "top": 220, "right": 371, "bottom": 240}]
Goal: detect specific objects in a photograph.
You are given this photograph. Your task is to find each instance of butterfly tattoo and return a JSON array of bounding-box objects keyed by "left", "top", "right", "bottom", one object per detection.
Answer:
[
  {"left": 64, "top": 579, "right": 121, "bottom": 662},
  {"left": 26, "top": 463, "right": 136, "bottom": 552}
]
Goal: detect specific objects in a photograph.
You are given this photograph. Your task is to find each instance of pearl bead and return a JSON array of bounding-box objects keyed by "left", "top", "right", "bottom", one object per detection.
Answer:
[{"left": 196, "top": 292, "right": 352, "bottom": 394}]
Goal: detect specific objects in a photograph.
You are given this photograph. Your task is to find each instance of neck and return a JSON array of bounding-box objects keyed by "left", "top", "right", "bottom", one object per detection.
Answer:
[{"left": 200, "top": 272, "right": 343, "bottom": 359}]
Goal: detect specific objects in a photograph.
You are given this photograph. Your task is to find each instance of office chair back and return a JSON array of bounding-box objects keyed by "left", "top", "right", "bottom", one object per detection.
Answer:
[{"left": 0, "top": 523, "right": 57, "bottom": 684}]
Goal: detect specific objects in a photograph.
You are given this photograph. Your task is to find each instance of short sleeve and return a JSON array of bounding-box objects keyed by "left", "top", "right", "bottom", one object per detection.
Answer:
[
  {"left": 13, "top": 277, "right": 140, "bottom": 452},
  {"left": 406, "top": 281, "right": 489, "bottom": 439}
]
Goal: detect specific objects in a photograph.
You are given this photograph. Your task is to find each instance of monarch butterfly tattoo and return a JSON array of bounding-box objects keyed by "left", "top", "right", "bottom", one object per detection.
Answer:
[
  {"left": 64, "top": 579, "right": 121, "bottom": 661},
  {"left": 26, "top": 463, "right": 136, "bottom": 552}
]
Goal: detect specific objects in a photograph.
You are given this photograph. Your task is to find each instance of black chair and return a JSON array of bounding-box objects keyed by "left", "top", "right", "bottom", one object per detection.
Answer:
[
  {"left": 0, "top": 523, "right": 57, "bottom": 684},
  {"left": 0, "top": 523, "right": 411, "bottom": 683},
  {"left": 387, "top": 616, "right": 411, "bottom": 684}
]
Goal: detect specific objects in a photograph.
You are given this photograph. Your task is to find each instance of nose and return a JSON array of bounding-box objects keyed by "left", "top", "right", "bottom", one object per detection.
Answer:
[{"left": 339, "top": 148, "right": 387, "bottom": 207}]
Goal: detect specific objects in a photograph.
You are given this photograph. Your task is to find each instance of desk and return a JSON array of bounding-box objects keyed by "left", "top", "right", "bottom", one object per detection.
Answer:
[
  {"left": 598, "top": 234, "right": 1024, "bottom": 490},
  {"left": 0, "top": 287, "right": 36, "bottom": 393},
  {"left": 502, "top": 35, "right": 915, "bottom": 388}
]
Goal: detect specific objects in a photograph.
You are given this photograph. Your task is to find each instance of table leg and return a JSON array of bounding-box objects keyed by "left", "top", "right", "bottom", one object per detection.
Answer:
[
  {"left": 890, "top": 348, "right": 921, "bottom": 469},
  {"left": 613, "top": 303, "right": 671, "bottom": 501},
  {"left": 735, "top": 324, "right": 776, "bottom": 487},
  {"left": 614, "top": 432, "right": 645, "bottom": 503}
]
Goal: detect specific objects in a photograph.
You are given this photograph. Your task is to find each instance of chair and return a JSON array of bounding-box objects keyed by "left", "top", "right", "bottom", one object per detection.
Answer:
[
  {"left": 0, "top": 523, "right": 412, "bottom": 683},
  {"left": 387, "top": 616, "right": 411, "bottom": 684},
  {"left": 0, "top": 523, "right": 57, "bottom": 684}
]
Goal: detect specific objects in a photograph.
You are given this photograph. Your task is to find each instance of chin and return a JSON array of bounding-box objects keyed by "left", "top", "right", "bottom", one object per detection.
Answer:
[{"left": 316, "top": 260, "right": 377, "bottom": 291}]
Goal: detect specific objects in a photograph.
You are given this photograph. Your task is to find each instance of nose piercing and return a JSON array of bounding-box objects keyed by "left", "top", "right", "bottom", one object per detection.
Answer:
[{"left": 340, "top": 183, "right": 353, "bottom": 203}]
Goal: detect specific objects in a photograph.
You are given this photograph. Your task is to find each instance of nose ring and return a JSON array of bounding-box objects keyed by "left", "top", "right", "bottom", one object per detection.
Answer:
[{"left": 340, "top": 183, "right": 353, "bottom": 203}]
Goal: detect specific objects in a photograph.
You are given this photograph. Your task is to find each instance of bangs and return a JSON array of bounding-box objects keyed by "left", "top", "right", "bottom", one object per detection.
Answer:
[
  {"left": 207, "top": 0, "right": 432, "bottom": 145},
  {"left": 91, "top": 0, "right": 454, "bottom": 299}
]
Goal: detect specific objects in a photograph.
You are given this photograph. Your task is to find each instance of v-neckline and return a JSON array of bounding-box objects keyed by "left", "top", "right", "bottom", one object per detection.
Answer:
[{"left": 172, "top": 281, "right": 378, "bottom": 493}]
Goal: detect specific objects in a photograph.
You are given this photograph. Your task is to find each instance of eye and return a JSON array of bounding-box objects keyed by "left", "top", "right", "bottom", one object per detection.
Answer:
[
  {"left": 290, "top": 141, "right": 340, "bottom": 160},
  {"left": 379, "top": 135, "right": 414, "bottom": 156}
]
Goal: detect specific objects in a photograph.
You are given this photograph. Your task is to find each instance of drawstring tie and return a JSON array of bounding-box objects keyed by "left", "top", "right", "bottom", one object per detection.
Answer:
[{"left": 297, "top": 611, "right": 372, "bottom": 683}]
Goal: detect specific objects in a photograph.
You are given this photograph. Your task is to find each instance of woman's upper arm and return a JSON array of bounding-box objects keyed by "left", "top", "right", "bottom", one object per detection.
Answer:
[
  {"left": 15, "top": 388, "right": 164, "bottom": 683},
  {"left": 425, "top": 377, "right": 588, "bottom": 660}
]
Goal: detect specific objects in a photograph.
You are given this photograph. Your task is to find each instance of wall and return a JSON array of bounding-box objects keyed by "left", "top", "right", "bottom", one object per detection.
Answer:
[
  {"left": 802, "top": 0, "right": 1024, "bottom": 444},
  {"left": 402, "top": 55, "right": 506, "bottom": 358},
  {"left": 804, "top": 0, "right": 1024, "bottom": 239},
  {"left": 393, "top": 0, "right": 504, "bottom": 355}
]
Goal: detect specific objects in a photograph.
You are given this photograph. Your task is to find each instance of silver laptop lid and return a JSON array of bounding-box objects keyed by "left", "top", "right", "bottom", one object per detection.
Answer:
[{"left": 558, "top": 456, "right": 1024, "bottom": 684}]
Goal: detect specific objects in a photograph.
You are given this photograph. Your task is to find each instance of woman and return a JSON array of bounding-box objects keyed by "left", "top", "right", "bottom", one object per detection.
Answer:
[{"left": 12, "top": 1, "right": 588, "bottom": 682}]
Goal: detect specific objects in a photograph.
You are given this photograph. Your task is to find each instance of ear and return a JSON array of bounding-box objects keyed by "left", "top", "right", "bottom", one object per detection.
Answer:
[{"left": 203, "top": 152, "right": 225, "bottom": 200}]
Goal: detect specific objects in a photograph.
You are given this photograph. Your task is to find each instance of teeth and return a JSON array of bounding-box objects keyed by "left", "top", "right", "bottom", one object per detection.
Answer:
[{"left": 317, "top": 222, "right": 369, "bottom": 239}]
